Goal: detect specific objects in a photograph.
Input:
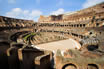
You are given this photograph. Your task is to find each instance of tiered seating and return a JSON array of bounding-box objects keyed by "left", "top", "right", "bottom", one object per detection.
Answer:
[{"left": 29, "top": 32, "right": 68, "bottom": 45}]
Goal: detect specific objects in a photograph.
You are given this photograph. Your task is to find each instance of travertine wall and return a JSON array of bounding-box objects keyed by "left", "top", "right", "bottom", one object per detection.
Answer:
[
  {"left": 0, "top": 2, "right": 104, "bottom": 69},
  {"left": 38, "top": 2, "right": 104, "bottom": 26},
  {"left": 38, "top": 15, "right": 63, "bottom": 23},
  {"left": 0, "top": 16, "right": 36, "bottom": 28}
]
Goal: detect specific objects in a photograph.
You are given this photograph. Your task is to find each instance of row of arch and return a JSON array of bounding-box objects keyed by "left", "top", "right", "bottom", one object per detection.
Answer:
[
  {"left": 0, "top": 16, "right": 34, "bottom": 23},
  {"left": 38, "top": 23, "right": 86, "bottom": 28},
  {"left": 0, "top": 22, "right": 37, "bottom": 28},
  {"left": 39, "top": 29, "right": 87, "bottom": 39},
  {"left": 62, "top": 63, "right": 99, "bottom": 69}
]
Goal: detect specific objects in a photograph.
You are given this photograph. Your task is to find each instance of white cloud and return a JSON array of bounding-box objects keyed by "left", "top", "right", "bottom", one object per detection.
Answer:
[
  {"left": 82, "top": 0, "right": 104, "bottom": 8},
  {"left": 5, "top": 8, "right": 42, "bottom": 21},
  {"left": 50, "top": 8, "right": 65, "bottom": 15},
  {"left": 8, "top": 0, "right": 16, "bottom": 4},
  {"left": 30, "top": 10, "right": 42, "bottom": 17},
  {"left": 23, "top": 10, "right": 29, "bottom": 15}
]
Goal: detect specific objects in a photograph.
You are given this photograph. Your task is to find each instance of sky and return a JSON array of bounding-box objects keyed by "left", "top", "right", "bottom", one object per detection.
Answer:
[{"left": 0, "top": 0, "right": 104, "bottom": 21}]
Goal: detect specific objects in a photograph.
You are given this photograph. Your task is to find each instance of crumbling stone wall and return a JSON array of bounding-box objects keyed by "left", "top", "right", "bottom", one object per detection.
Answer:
[
  {"left": 0, "top": 2, "right": 104, "bottom": 69},
  {"left": 0, "top": 16, "right": 36, "bottom": 28},
  {"left": 38, "top": 2, "right": 104, "bottom": 28},
  {"left": 55, "top": 49, "right": 104, "bottom": 69}
]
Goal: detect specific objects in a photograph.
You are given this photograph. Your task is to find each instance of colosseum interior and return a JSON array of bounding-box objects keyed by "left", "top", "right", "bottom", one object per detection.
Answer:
[{"left": 0, "top": 2, "right": 104, "bottom": 69}]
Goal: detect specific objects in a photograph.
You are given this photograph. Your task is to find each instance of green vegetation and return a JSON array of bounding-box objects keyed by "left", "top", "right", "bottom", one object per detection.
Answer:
[{"left": 23, "top": 33, "right": 36, "bottom": 41}]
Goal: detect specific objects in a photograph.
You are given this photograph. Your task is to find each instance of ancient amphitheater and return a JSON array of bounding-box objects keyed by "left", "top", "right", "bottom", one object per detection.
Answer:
[{"left": 0, "top": 2, "right": 104, "bottom": 69}]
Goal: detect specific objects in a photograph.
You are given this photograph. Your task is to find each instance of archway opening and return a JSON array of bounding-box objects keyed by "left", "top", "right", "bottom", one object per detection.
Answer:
[
  {"left": 87, "top": 45, "right": 98, "bottom": 51},
  {"left": 62, "top": 64, "right": 77, "bottom": 69},
  {"left": 87, "top": 64, "right": 99, "bottom": 69}
]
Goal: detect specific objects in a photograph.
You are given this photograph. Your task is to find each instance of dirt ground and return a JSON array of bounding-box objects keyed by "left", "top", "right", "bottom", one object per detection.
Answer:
[{"left": 33, "top": 38, "right": 81, "bottom": 53}]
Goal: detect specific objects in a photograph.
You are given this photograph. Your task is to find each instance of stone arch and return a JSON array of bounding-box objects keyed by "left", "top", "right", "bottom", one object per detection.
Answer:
[
  {"left": 87, "top": 64, "right": 99, "bottom": 69},
  {"left": 62, "top": 63, "right": 77, "bottom": 69},
  {"left": 87, "top": 45, "right": 99, "bottom": 51}
]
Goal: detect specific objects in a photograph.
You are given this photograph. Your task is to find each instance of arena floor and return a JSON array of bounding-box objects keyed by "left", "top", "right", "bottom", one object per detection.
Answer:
[{"left": 33, "top": 38, "right": 81, "bottom": 52}]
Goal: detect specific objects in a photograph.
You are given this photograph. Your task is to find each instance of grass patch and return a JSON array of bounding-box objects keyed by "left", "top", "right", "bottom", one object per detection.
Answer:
[{"left": 23, "top": 33, "right": 36, "bottom": 41}]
